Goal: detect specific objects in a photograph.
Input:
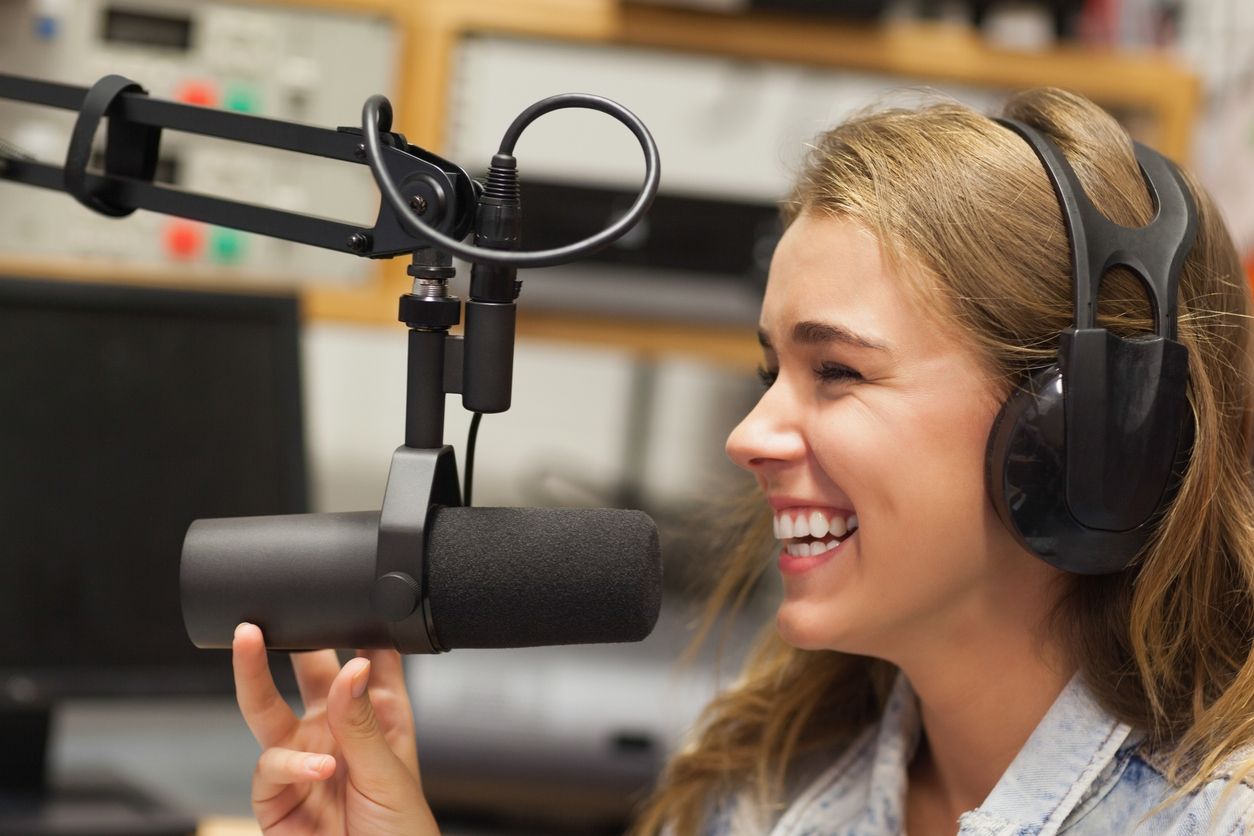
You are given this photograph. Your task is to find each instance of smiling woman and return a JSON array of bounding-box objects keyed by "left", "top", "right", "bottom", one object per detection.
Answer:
[
  {"left": 629, "top": 87, "right": 1254, "bottom": 836},
  {"left": 225, "top": 85, "right": 1254, "bottom": 836}
]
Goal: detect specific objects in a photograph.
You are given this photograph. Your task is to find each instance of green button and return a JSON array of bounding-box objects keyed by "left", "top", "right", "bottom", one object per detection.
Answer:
[
  {"left": 210, "top": 227, "right": 246, "bottom": 263},
  {"left": 224, "top": 84, "right": 260, "bottom": 114}
]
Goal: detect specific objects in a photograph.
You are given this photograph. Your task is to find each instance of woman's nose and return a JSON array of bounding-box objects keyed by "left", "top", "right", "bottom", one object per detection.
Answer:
[{"left": 725, "top": 385, "right": 806, "bottom": 474}]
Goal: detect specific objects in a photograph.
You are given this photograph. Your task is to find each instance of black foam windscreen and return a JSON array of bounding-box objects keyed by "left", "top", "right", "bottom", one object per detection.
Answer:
[{"left": 425, "top": 506, "right": 662, "bottom": 650}]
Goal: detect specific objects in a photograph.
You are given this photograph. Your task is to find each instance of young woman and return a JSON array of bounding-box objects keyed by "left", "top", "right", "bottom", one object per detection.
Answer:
[{"left": 231, "top": 86, "right": 1254, "bottom": 834}]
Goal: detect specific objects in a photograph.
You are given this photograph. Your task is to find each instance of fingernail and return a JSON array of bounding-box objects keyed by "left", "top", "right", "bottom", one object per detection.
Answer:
[
  {"left": 234, "top": 623, "right": 251, "bottom": 640},
  {"left": 304, "top": 755, "right": 328, "bottom": 776},
  {"left": 350, "top": 658, "right": 370, "bottom": 699}
]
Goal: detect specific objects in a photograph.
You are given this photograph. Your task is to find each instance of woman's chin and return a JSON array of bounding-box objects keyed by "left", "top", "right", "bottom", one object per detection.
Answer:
[{"left": 775, "top": 601, "right": 854, "bottom": 652}]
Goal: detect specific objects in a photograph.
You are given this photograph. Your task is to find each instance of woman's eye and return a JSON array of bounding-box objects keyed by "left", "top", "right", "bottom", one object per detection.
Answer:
[
  {"left": 756, "top": 363, "right": 860, "bottom": 389},
  {"left": 816, "top": 362, "right": 862, "bottom": 383}
]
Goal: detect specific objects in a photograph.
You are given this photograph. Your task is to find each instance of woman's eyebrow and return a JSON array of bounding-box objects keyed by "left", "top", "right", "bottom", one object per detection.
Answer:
[{"left": 757, "top": 321, "right": 892, "bottom": 353}]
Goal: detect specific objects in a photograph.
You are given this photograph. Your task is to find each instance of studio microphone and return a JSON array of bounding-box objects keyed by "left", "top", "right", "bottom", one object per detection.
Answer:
[
  {"left": 162, "top": 91, "right": 666, "bottom": 658},
  {"left": 180, "top": 504, "right": 662, "bottom": 652}
]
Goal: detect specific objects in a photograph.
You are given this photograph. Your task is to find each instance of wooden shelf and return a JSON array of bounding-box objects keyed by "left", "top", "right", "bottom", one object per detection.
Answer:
[
  {"left": 615, "top": 8, "right": 1199, "bottom": 159},
  {"left": 396, "top": 0, "right": 1198, "bottom": 159},
  {"left": 0, "top": 254, "right": 310, "bottom": 296},
  {"left": 515, "top": 309, "right": 759, "bottom": 371},
  {"left": 198, "top": 817, "right": 260, "bottom": 836}
]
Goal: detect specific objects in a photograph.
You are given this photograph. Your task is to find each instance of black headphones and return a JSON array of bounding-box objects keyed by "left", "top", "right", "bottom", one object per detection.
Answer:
[{"left": 984, "top": 118, "right": 1199, "bottom": 575}]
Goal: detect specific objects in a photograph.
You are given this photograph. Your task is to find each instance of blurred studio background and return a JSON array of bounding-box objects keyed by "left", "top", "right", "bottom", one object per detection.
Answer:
[{"left": 1, "top": 0, "right": 1252, "bottom": 834}]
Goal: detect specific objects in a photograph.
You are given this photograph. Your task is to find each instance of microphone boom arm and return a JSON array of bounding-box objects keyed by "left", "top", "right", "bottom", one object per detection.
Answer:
[
  {"left": 0, "top": 71, "right": 663, "bottom": 652},
  {"left": 0, "top": 73, "right": 478, "bottom": 257}
]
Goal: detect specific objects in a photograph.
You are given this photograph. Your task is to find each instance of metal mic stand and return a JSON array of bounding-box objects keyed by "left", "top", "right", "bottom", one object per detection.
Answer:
[{"left": 0, "top": 73, "right": 659, "bottom": 656}]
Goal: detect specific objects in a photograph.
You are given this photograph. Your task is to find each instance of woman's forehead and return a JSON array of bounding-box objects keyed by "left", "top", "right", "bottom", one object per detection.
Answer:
[
  {"left": 760, "top": 213, "right": 913, "bottom": 351},
  {"left": 760, "top": 212, "right": 997, "bottom": 396}
]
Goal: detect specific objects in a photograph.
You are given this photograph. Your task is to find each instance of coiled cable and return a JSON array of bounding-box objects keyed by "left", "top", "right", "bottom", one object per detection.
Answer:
[{"left": 360, "top": 92, "right": 660, "bottom": 268}]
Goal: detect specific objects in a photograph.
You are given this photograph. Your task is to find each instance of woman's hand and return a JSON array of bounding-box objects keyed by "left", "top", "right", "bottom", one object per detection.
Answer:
[{"left": 232, "top": 622, "right": 440, "bottom": 835}]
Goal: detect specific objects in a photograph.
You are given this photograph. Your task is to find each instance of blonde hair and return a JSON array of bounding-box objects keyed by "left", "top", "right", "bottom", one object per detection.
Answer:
[{"left": 631, "top": 87, "right": 1254, "bottom": 835}]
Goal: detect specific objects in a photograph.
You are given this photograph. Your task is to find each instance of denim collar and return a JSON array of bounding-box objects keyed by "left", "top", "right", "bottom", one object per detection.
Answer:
[
  {"left": 959, "top": 671, "right": 1134, "bottom": 834},
  {"left": 767, "top": 668, "right": 1136, "bottom": 835},
  {"left": 863, "top": 670, "right": 1133, "bottom": 835}
]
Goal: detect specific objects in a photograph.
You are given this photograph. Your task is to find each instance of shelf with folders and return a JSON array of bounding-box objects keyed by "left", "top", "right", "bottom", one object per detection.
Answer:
[
  {"left": 0, "top": 0, "right": 1201, "bottom": 369},
  {"left": 301, "top": 0, "right": 1200, "bottom": 368}
]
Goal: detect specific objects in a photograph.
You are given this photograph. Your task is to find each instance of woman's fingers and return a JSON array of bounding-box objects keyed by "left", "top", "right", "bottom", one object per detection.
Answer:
[
  {"left": 254, "top": 745, "right": 336, "bottom": 800},
  {"left": 290, "top": 649, "right": 340, "bottom": 712},
  {"left": 251, "top": 746, "right": 335, "bottom": 829},
  {"left": 326, "top": 659, "right": 440, "bottom": 832},
  {"left": 326, "top": 658, "right": 425, "bottom": 802},
  {"left": 357, "top": 648, "right": 407, "bottom": 697},
  {"left": 355, "top": 649, "right": 417, "bottom": 772},
  {"left": 232, "top": 623, "right": 299, "bottom": 748}
]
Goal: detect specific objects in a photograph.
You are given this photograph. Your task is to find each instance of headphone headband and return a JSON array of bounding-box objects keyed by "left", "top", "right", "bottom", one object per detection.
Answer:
[{"left": 994, "top": 118, "right": 1197, "bottom": 340}]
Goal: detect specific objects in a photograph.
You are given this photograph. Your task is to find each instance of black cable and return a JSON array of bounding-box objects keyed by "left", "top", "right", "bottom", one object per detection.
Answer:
[
  {"left": 464, "top": 411, "right": 484, "bottom": 506},
  {"left": 361, "top": 93, "right": 660, "bottom": 268}
]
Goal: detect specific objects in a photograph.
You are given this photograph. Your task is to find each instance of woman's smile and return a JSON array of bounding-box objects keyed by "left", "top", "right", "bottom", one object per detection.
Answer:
[{"left": 771, "top": 504, "right": 860, "bottom": 574}]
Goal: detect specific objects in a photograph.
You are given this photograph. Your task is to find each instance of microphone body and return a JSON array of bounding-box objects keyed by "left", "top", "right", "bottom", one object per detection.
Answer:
[
  {"left": 181, "top": 505, "right": 662, "bottom": 652},
  {"left": 182, "top": 510, "right": 386, "bottom": 650}
]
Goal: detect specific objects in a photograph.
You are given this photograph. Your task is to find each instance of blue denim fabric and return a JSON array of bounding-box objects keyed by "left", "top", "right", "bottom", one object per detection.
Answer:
[{"left": 709, "top": 672, "right": 1254, "bottom": 835}]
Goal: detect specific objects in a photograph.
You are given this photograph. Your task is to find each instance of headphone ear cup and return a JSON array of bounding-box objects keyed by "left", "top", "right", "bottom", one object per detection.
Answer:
[
  {"left": 985, "top": 365, "right": 1150, "bottom": 574},
  {"left": 986, "top": 366, "right": 1066, "bottom": 557}
]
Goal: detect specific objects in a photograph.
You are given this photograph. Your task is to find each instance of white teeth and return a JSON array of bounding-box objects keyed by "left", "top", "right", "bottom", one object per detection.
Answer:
[
  {"left": 784, "top": 538, "right": 846, "bottom": 558},
  {"left": 773, "top": 508, "right": 858, "bottom": 542},
  {"left": 808, "top": 510, "right": 828, "bottom": 539}
]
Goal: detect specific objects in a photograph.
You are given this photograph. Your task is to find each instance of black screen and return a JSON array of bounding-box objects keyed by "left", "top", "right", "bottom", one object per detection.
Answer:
[
  {"left": 0, "top": 278, "right": 305, "bottom": 698},
  {"left": 102, "top": 8, "right": 193, "bottom": 50}
]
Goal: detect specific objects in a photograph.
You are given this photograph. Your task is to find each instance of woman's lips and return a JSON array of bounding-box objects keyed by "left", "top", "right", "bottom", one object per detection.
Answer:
[{"left": 777, "top": 528, "right": 856, "bottom": 576}]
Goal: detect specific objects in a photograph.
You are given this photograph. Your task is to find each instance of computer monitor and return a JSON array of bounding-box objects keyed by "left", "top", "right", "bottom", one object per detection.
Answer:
[{"left": 0, "top": 276, "right": 307, "bottom": 830}]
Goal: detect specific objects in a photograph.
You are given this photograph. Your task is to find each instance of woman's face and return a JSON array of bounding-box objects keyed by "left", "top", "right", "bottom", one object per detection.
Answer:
[{"left": 726, "top": 212, "right": 1057, "bottom": 662}]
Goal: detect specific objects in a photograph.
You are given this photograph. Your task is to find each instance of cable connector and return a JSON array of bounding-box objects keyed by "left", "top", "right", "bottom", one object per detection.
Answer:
[
  {"left": 481, "top": 153, "right": 520, "bottom": 202},
  {"left": 469, "top": 153, "right": 520, "bottom": 303},
  {"left": 462, "top": 153, "right": 521, "bottom": 414}
]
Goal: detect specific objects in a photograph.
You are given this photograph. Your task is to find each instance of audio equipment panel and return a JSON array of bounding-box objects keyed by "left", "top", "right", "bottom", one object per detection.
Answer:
[
  {"left": 446, "top": 34, "right": 1007, "bottom": 325},
  {"left": 449, "top": 34, "right": 1006, "bottom": 203},
  {"left": 0, "top": 0, "right": 398, "bottom": 283}
]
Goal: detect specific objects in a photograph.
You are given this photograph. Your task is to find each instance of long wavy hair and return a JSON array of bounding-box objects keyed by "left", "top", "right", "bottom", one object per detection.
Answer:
[{"left": 629, "top": 87, "right": 1254, "bottom": 835}]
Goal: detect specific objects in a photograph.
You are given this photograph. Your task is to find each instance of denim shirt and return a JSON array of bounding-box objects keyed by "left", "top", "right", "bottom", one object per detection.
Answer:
[{"left": 712, "top": 672, "right": 1254, "bottom": 835}]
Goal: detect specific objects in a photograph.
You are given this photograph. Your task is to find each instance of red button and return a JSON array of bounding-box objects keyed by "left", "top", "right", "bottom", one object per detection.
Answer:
[
  {"left": 165, "top": 220, "right": 203, "bottom": 260},
  {"left": 177, "top": 81, "right": 217, "bottom": 107}
]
